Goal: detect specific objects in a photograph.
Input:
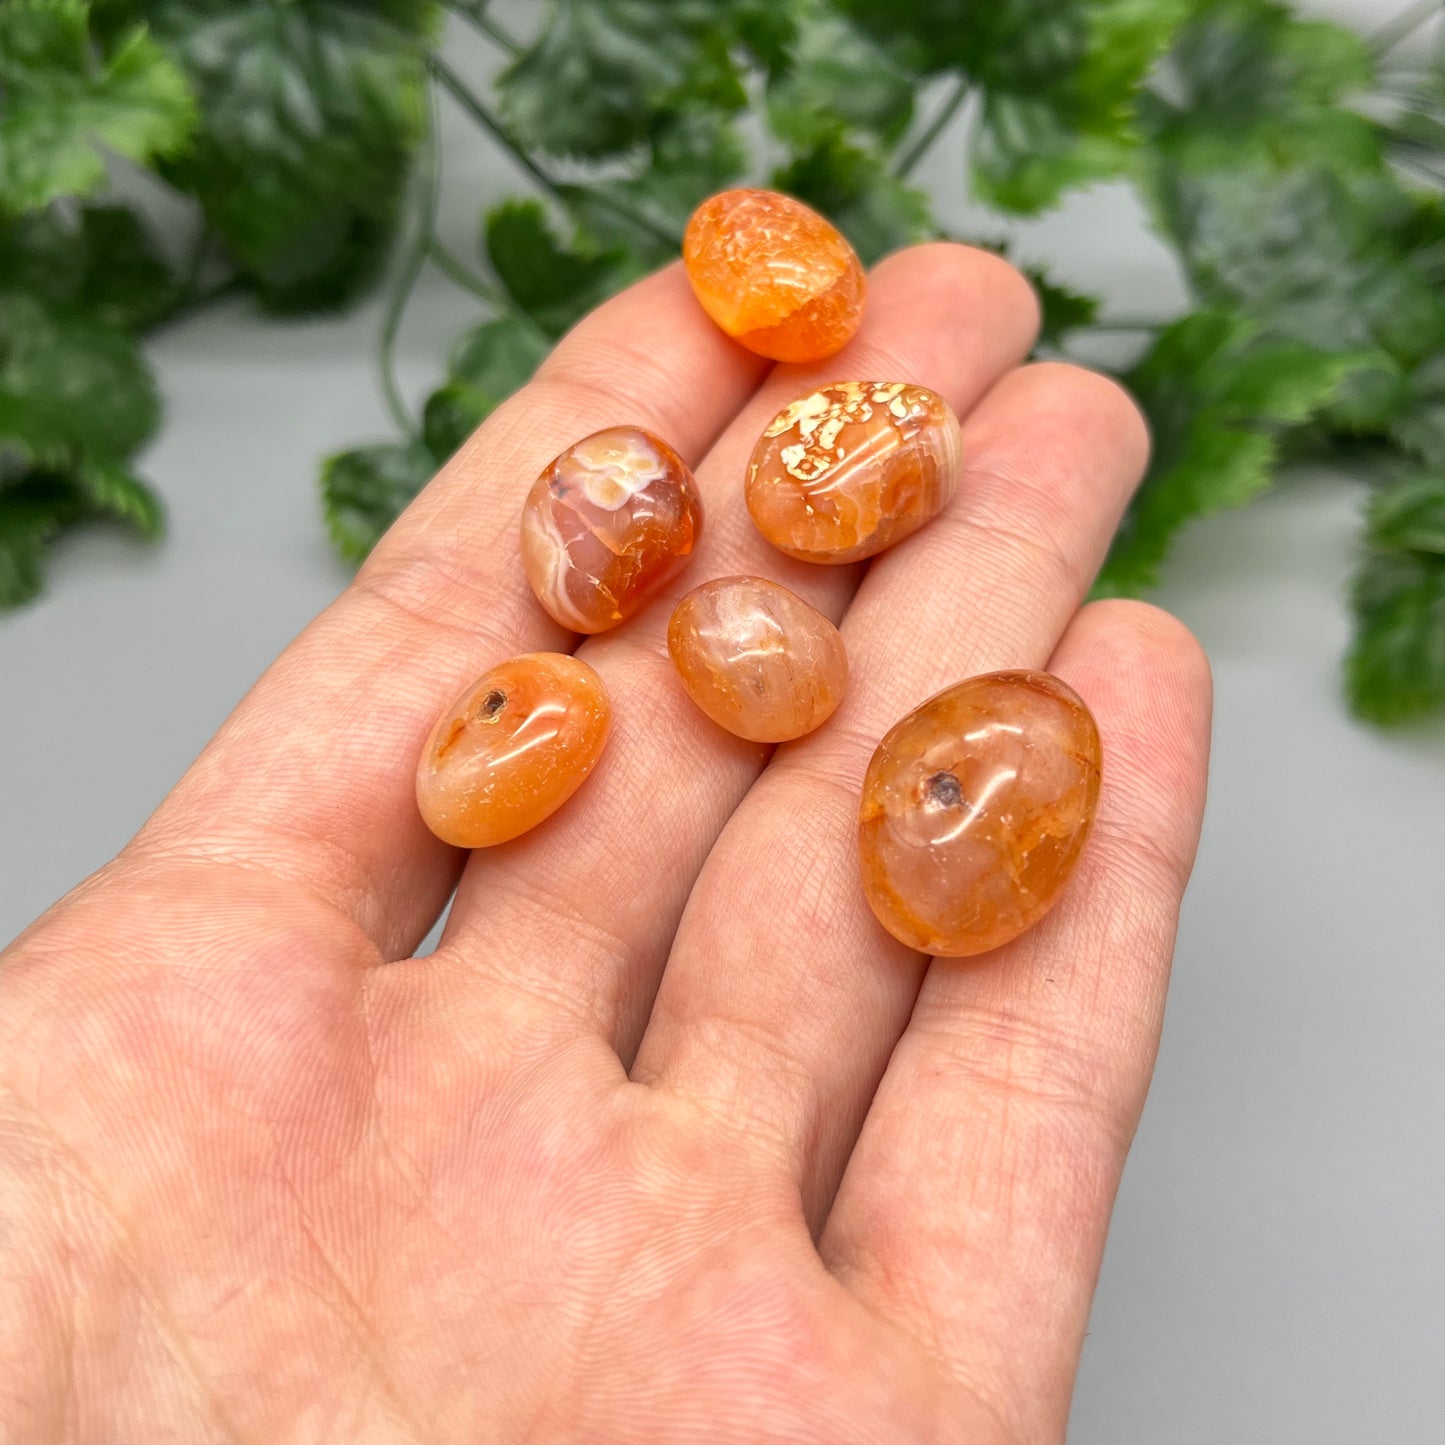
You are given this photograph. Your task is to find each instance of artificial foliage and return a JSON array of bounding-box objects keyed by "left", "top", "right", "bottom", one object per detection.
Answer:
[{"left": 3, "top": 0, "right": 1445, "bottom": 726}]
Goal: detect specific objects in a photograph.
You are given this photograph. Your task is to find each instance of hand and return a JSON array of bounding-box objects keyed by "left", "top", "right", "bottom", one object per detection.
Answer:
[{"left": 0, "top": 245, "right": 1210, "bottom": 1444}]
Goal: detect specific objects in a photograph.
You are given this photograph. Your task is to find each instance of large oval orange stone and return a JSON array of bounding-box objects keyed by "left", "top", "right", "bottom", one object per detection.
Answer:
[
  {"left": 417, "top": 653, "right": 610, "bottom": 848},
  {"left": 858, "top": 671, "right": 1101, "bottom": 956},
  {"left": 668, "top": 575, "right": 848, "bottom": 743},
  {"left": 747, "top": 381, "right": 962, "bottom": 563},
  {"left": 521, "top": 426, "right": 703, "bottom": 633},
  {"left": 683, "top": 189, "right": 865, "bottom": 363}
]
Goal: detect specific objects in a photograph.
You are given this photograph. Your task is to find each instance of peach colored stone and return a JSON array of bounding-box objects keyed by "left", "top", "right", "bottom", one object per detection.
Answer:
[
  {"left": 417, "top": 653, "right": 610, "bottom": 848},
  {"left": 747, "top": 381, "right": 962, "bottom": 564},
  {"left": 668, "top": 575, "right": 848, "bottom": 743},
  {"left": 858, "top": 671, "right": 1101, "bottom": 956},
  {"left": 683, "top": 189, "right": 865, "bottom": 363},
  {"left": 521, "top": 426, "right": 702, "bottom": 633}
]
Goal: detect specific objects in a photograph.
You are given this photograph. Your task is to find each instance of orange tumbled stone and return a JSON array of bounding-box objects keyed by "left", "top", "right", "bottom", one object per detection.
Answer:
[
  {"left": 417, "top": 653, "right": 610, "bottom": 848},
  {"left": 521, "top": 426, "right": 703, "bottom": 633},
  {"left": 668, "top": 575, "right": 848, "bottom": 743},
  {"left": 858, "top": 671, "right": 1101, "bottom": 957},
  {"left": 747, "top": 381, "right": 962, "bottom": 564},
  {"left": 683, "top": 189, "right": 865, "bottom": 362}
]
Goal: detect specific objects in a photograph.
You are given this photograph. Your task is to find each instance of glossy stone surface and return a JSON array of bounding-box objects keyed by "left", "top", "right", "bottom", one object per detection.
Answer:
[
  {"left": 683, "top": 189, "right": 866, "bottom": 363},
  {"left": 417, "top": 653, "right": 610, "bottom": 848},
  {"left": 521, "top": 426, "right": 703, "bottom": 633},
  {"left": 668, "top": 576, "right": 848, "bottom": 743},
  {"left": 747, "top": 382, "right": 962, "bottom": 564},
  {"left": 858, "top": 671, "right": 1101, "bottom": 956}
]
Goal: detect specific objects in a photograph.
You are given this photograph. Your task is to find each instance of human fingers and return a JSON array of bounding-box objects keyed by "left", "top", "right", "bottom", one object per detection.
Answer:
[
  {"left": 433, "top": 244, "right": 1040, "bottom": 1055},
  {"left": 124, "top": 265, "right": 767, "bottom": 961},
  {"left": 822, "top": 601, "right": 1211, "bottom": 1441},
  {"left": 634, "top": 362, "right": 1152, "bottom": 1218}
]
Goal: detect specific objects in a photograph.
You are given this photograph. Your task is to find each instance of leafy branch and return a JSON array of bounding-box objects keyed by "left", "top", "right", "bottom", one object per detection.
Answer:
[{"left": 5, "top": 0, "right": 1445, "bottom": 727}]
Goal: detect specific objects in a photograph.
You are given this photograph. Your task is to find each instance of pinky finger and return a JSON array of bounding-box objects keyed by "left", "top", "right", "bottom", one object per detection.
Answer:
[{"left": 821, "top": 600, "right": 1212, "bottom": 1443}]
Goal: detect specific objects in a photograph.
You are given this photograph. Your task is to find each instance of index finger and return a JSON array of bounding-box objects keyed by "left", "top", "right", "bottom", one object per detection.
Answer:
[{"left": 125, "top": 264, "right": 769, "bottom": 959}]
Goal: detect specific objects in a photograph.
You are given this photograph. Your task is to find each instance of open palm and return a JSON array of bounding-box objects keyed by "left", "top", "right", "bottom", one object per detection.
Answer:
[{"left": 0, "top": 245, "right": 1210, "bottom": 1444}]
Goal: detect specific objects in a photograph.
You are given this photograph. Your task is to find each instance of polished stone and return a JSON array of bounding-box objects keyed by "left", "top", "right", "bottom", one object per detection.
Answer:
[
  {"left": 747, "top": 382, "right": 962, "bottom": 563},
  {"left": 417, "top": 653, "right": 611, "bottom": 848},
  {"left": 683, "top": 188, "right": 865, "bottom": 363},
  {"left": 858, "top": 670, "right": 1101, "bottom": 956},
  {"left": 521, "top": 426, "right": 703, "bottom": 633},
  {"left": 668, "top": 575, "right": 847, "bottom": 743}
]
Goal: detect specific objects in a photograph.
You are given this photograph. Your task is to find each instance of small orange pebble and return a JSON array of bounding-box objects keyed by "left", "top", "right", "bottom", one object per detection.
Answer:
[
  {"left": 747, "top": 381, "right": 962, "bottom": 563},
  {"left": 667, "top": 575, "right": 848, "bottom": 743},
  {"left": 416, "top": 653, "right": 610, "bottom": 848},
  {"left": 858, "top": 671, "right": 1102, "bottom": 957},
  {"left": 521, "top": 426, "right": 703, "bottom": 633},
  {"left": 682, "top": 188, "right": 866, "bottom": 362}
]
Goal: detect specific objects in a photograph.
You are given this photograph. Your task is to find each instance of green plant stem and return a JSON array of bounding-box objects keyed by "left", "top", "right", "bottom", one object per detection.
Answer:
[
  {"left": 429, "top": 239, "right": 502, "bottom": 303},
  {"left": 429, "top": 54, "right": 554, "bottom": 190},
  {"left": 427, "top": 54, "right": 678, "bottom": 248},
  {"left": 378, "top": 107, "right": 443, "bottom": 439},
  {"left": 445, "top": 0, "right": 522, "bottom": 55},
  {"left": 1370, "top": 0, "right": 1442, "bottom": 57},
  {"left": 894, "top": 75, "right": 971, "bottom": 179}
]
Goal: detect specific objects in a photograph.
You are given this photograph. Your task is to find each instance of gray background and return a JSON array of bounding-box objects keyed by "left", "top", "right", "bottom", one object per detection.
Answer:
[{"left": 3, "top": 4, "right": 1443, "bottom": 1440}]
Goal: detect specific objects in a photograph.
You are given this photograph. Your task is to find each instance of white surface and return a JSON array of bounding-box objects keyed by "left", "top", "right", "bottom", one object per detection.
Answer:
[{"left": 3, "top": 8, "right": 1445, "bottom": 1441}]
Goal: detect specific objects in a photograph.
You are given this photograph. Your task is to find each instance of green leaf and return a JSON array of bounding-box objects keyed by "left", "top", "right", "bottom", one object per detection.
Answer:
[
  {"left": 557, "top": 111, "right": 744, "bottom": 267},
  {"left": 449, "top": 313, "right": 552, "bottom": 395},
  {"left": 422, "top": 312, "right": 551, "bottom": 461},
  {"left": 0, "top": 202, "right": 176, "bottom": 330},
  {"left": 1027, "top": 267, "right": 1100, "bottom": 346},
  {"left": 500, "top": 0, "right": 748, "bottom": 159},
  {"left": 1098, "top": 425, "right": 1278, "bottom": 598},
  {"left": 965, "top": 238, "right": 1101, "bottom": 346},
  {"left": 842, "top": 0, "right": 1188, "bottom": 212},
  {"left": 320, "top": 441, "right": 434, "bottom": 563},
  {"left": 1150, "top": 162, "right": 1445, "bottom": 430},
  {"left": 143, "top": 0, "right": 435, "bottom": 309},
  {"left": 1148, "top": 0, "right": 1378, "bottom": 172},
  {"left": 1096, "top": 311, "right": 1377, "bottom": 594},
  {"left": 1366, "top": 472, "right": 1445, "bottom": 558},
  {"left": 765, "top": 0, "right": 914, "bottom": 150},
  {"left": 1347, "top": 549, "right": 1445, "bottom": 725},
  {"left": 1391, "top": 355, "right": 1445, "bottom": 467},
  {"left": 77, "top": 459, "right": 164, "bottom": 536},
  {"left": 0, "top": 292, "right": 161, "bottom": 468},
  {"left": 0, "top": 0, "right": 195, "bottom": 212},
  {"left": 0, "top": 474, "right": 85, "bottom": 608},
  {"left": 971, "top": 93, "right": 1132, "bottom": 214},
  {"left": 245, "top": 207, "right": 400, "bottom": 316},
  {"left": 774, "top": 136, "right": 933, "bottom": 267},
  {"left": 484, "top": 199, "right": 631, "bottom": 338},
  {"left": 71, "top": 204, "right": 177, "bottom": 328},
  {"left": 421, "top": 383, "right": 489, "bottom": 465},
  {"left": 970, "top": 0, "right": 1192, "bottom": 212},
  {"left": 1224, "top": 339, "right": 1386, "bottom": 427}
]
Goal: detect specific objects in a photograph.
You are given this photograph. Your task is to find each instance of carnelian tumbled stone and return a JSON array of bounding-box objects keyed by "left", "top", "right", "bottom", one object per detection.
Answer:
[
  {"left": 417, "top": 653, "right": 610, "bottom": 848},
  {"left": 747, "top": 382, "right": 962, "bottom": 564},
  {"left": 521, "top": 426, "right": 703, "bottom": 633},
  {"left": 668, "top": 575, "right": 848, "bottom": 743},
  {"left": 683, "top": 189, "right": 865, "bottom": 362},
  {"left": 858, "top": 671, "right": 1101, "bottom": 957}
]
